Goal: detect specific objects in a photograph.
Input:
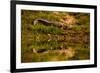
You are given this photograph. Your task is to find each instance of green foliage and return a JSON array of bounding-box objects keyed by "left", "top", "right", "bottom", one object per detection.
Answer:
[{"left": 28, "top": 23, "right": 64, "bottom": 34}]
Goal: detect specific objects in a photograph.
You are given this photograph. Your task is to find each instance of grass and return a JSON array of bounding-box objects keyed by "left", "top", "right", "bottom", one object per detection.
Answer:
[{"left": 28, "top": 23, "right": 64, "bottom": 34}]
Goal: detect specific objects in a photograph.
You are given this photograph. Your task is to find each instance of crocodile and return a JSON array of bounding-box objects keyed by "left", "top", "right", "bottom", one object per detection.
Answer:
[{"left": 33, "top": 18, "right": 68, "bottom": 29}]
